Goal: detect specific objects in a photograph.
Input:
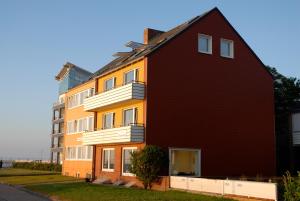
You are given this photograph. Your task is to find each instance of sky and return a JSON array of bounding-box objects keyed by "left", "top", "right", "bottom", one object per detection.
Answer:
[{"left": 0, "top": 0, "right": 299, "bottom": 160}]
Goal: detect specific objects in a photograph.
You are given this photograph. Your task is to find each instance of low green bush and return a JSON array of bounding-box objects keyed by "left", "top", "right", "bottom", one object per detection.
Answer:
[
  {"left": 12, "top": 162, "right": 62, "bottom": 172},
  {"left": 282, "top": 171, "right": 300, "bottom": 201}
]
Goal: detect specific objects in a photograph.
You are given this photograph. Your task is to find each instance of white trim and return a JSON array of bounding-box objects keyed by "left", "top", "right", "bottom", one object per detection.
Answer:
[
  {"left": 66, "top": 116, "right": 94, "bottom": 135},
  {"left": 168, "top": 147, "right": 201, "bottom": 177},
  {"left": 65, "top": 145, "right": 93, "bottom": 161},
  {"left": 102, "top": 148, "right": 115, "bottom": 172},
  {"left": 122, "top": 147, "right": 137, "bottom": 176},
  {"left": 220, "top": 38, "right": 234, "bottom": 58},
  {"left": 122, "top": 107, "right": 137, "bottom": 126},
  {"left": 104, "top": 77, "right": 116, "bottom": 92},
  {"left": 103, "top": 112, "right": 115, "bottom": 129},
  {"left": 123, "top": 68, "right": 139, "bottom": 85},
  {"left": 198, "top": 34, "right": 212, "bottom": 54},
  {"left": 67, "top": 88, "right": 94, "bottom": 109}
]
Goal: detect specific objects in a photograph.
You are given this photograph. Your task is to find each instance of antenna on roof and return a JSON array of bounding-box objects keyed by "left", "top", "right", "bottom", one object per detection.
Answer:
[{"left": 125, "top": 41, "right": 144, "bottom": 50}]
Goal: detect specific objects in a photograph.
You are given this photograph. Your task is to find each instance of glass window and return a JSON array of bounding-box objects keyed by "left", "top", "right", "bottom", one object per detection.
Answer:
[
  {"left": 198, "top": 34, "right": 212, "bottom": 54},
  {"left": 77, "top": 147, "right": 83, "bottom": 159},
  {"left": 103, "top": 113, "right": 114, "bottom": 129},
  {"left": 102, "top": 149, "right": 115, "bottom": 171},
  {"left": 104, "top": 78, "right": 115, "bottom": 91},
  {"left": 87, "top": 146, "right": 93, "bottom": 159},
  {"left": 124, "top": 69, "right": 138, "bottom": 84},
  {"left": 123, "top": 108, "right": 136, "bottom": 126},
  {"left": 220, "top": 39, "right": 234, "bottom": 58},
  {"left": 122, "top": 148, "right": 137, "bottom": 175},
  {"left": 88, "top": 116, "right": 94, "bottom": 131}
]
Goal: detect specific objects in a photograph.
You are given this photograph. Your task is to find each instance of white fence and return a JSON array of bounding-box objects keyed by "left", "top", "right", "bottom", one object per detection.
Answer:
[{"left": 170, "top": 176, "right": 277, "bottom": 200}]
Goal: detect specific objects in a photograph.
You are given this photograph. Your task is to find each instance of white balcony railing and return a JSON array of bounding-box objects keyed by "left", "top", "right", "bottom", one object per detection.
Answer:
[
  {"left": 83, "top": 82, "right": 145, "bottom": 111},
  {"left": 82, "top": 124, "right": 144, "bottom": 145}
]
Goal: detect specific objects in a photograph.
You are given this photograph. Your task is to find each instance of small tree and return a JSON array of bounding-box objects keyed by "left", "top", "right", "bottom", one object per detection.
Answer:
[{"left": 130, "top": 145, "right": 167, "bottom": 189}]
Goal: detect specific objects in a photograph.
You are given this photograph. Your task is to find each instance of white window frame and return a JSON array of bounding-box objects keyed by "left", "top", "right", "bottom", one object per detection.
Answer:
[
  {"left": 198, "top": 34, "right": 212, "bottom": 54},
  {"left": 104, "top": 77, "right": 116, "bottom": 91},
  {"left": 67, "top": 116, "right": 94, "bottom": 135},
  {"left": 122, "top": 147, "right": 137, "bottom": 176},
  {"left": 220, "top": 38, "right": 234, "bottom": 58},
  {"left": 122, "top": 108, "right": 137, "bottom": 126},
  {"left": 168, "top": 147, "right": 201, "bottom": 177},
  {"left": 103, "top": 112, "right": 114, "bottom": 129},
  {"left": 102, "top": 148, "right": 115, "bottom": 172},
  {"left": 67, "top": 88, "right": 94, "bottom": 109},
  {"left": 123, "top": 69, "right": 138, "bottom": 85},
  {"left": 65, "top": 146, "right": 93, "bottom": 161}
]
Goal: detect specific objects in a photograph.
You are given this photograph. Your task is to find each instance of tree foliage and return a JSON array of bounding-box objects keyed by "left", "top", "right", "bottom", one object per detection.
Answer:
[
  {"left": 265, "top": 66, "right": 300, "bottom": 174},
  {"left": 129, "top": 145, "right": 168, "bottom": 189}
]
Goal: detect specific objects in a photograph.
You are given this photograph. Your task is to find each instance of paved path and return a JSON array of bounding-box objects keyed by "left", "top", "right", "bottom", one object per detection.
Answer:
[{"left": 0, "top": 184, "right": 50, "bottom": 201}]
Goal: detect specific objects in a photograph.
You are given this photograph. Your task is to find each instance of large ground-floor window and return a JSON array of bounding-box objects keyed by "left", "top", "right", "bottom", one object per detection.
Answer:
[
  {"left": 169, "top": 148, "right": 201, "bottom": 176},
  {"left": 122, "top": 147, "right": 137, "bottom": 176}
]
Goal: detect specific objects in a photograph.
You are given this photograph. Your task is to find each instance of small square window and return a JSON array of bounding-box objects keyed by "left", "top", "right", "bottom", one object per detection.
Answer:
[
  {"left": 220, "top": 39, "right": 234, "bottom": 58},
  {"left": 198, "top": 34, "right": 212, "bottom": 54}
]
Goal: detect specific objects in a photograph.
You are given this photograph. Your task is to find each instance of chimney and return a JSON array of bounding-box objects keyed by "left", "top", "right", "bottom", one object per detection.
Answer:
[{"left": 144, "top": 28, "right": 165, "bottom": 44}]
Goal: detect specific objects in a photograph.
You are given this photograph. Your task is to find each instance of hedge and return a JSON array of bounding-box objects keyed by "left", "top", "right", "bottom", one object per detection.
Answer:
[{"left": 12, "top": 162, "right": 62, "bottom": 172}]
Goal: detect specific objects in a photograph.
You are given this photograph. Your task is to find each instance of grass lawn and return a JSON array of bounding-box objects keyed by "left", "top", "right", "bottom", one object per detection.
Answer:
[
  {"left": 0, "top": 168, "right": 81, "bottom": 185},
  {"left": 0, "top": 168, "right": 59, "bottom": 177},
  {"left": 27, "top": 182, "right": 234, "bottom": 201}
]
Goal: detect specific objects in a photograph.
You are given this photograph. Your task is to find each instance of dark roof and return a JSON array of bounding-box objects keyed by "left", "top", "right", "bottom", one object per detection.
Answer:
[
  {"left": 90, "top": 9, "right": 212, "bottom": 79},
  {"left": 90, "top": 7, "right": 271, "bottom": 80}
]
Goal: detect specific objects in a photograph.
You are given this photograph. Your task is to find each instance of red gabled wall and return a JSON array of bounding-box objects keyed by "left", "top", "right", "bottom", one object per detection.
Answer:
[{"left": 146, "top": 9, "right": 276, "bottom": 177}]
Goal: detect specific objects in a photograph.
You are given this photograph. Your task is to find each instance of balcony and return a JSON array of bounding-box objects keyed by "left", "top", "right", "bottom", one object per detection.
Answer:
[
  {"left": 53, "top": 101, "right": 65, "bottom": 109},
  {"left": 82, "top": 124, "right": 144, "bottom": 145},
  {"left": 83, "top": 82, "right": 145, "bottom": 112},
  {"left": 52, "top": 130, "right": 64, "bottom": 137},
  {"left": 51, "top": 145, "right": 63, "bottom": 152}
]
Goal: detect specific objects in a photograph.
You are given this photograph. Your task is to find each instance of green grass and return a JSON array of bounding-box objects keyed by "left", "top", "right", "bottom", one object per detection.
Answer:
[
  {"left": 27, "top": 182, "right": 234, "bottom": 201},
  {"left": 0, "top": 174, "right": 81, "bottom": 185},
  {"left": 0, "top": 168, "right": 81, "bottom": 185},
  {"left": 0, "top": 168, "right": 59, "bottom": 177}
]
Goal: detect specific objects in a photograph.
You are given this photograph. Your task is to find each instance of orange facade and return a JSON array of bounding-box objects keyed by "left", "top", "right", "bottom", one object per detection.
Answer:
[{"left": 62, "top": 80, "right": 95, "bottom": 178}]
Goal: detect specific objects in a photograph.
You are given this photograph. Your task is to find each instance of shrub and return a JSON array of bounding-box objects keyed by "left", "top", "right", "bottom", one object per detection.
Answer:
[
  {"left": 129, "top": 145, "right": 168, "bottom": 189},
  {"left": 282, "top": 171, "right": 300, "bottom": 201},
  {"left": 12, "top": 162, "right": 62, "bottom": 172}
]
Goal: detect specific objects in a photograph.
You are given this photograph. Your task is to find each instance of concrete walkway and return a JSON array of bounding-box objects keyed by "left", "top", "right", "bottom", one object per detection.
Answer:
[{"left": 0, "top": 184, "right": 50, "bottom": 201}]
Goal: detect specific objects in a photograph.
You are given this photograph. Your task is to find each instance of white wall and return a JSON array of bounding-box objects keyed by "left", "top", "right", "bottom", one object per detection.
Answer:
[{"left": 170, "top": 176, "right": 277, "bottom": 200}]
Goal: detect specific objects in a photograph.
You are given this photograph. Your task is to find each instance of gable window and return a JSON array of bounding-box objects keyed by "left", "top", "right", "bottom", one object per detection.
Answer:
[
  {"left": 102, "top": 148, "right": 115, "bottom": 172},
  {"left": 198, "top": 34, "right": 212, "bottom": 54},
  {"left": 124, "top": 69, "right": 138, "bottom": 85},
  {"left": 123, "top": 108, "right": 137, "bottom": 126},
  {"left": 220, "top": 39, "right": 234, "bottom": 58},
  {"left": 103, "top": 113, "right": 114, "bottom": 129},
  {"left": 122, "top": 147, "right": 137, "bottom": 176},
  {"left": 104, "top": 77, "right": 116, "bottom": 91}
]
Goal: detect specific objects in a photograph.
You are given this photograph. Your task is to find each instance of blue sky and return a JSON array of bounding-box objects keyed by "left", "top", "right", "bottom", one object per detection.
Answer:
[{"left": 0, "top": 0, "right": 299, "bottom": 159}]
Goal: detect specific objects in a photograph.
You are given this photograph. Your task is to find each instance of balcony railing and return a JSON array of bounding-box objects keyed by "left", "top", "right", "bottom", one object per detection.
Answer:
[
  {"left": 83, "top": 82, "right": 145, "bottom": 111},
  {"left": 53, "top": 101, "right": 65, "bottom": 108},
  {"left": 51, "top": 145, "right": 63, "bottom": 152},
  {"left": 82, "top": 124, "right": 144, "bottom": 145}
]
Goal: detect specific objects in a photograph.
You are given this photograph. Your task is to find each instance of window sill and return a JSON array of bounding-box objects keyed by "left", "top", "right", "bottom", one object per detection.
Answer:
[{"left": 102, "top": 169, "right": 114, "bottom": 172}]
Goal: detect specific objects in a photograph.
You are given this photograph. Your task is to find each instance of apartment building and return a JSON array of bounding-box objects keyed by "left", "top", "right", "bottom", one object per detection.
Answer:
[
  {"left": 52, "top": 8, "right": 276, "bottom": 184},
  {"left": 51, "top": 62, "right": 93, "bottom": 167}
]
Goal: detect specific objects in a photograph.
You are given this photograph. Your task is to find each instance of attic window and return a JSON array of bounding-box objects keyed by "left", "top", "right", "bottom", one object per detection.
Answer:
[
  {"left": 198, "top": 34, "right": 212, "bottom": 54},
  {"left": 220, "top": 39, "right": 234, "bottom": 58}
]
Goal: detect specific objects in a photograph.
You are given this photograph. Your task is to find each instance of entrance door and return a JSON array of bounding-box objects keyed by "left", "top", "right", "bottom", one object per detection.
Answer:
[{"left": 169, "top": 148, "right": 201, "bottom": 177}]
